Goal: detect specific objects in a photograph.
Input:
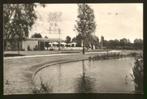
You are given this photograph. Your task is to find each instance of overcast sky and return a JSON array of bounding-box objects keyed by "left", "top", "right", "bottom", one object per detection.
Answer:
[{"left": 30, "top": 3, "right": 143, "bottom": 42}]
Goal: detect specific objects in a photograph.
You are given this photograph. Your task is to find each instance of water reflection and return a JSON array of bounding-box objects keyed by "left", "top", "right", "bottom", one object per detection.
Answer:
[
  {"left": 33, "top": 57, "right": 137, "bottom": 93},
  {"left": 76, "top": 60, "right": 94, "bottom": 93},
  {"left": 57, "top": 63, "right": 62, "bottom": 92}
]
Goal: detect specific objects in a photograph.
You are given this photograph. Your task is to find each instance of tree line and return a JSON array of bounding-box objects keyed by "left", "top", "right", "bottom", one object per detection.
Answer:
[
  {"left": 71, "top": 35, "right": 143, "bottom": 50},
  {"left": 103, "top": 38, "right": 143, "bottom": 50}
]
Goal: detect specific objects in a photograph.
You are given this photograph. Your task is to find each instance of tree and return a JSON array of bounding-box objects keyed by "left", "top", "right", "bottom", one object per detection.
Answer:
[
  {"left": 119, "top": 38, "right": 131, "bottom": 49},
  {"left": 65, "top": 36, "right": 71, "bottom": 44},
  {"left": 44, "top": 36, "right": 50, "bottom": 50},
  {"left": 72, "top": 37, "right": 76, "bottom": 42},
  {"left": 106, "top": 39, "right": 120, "bottom": 49},
  {"left": 90, "top": 35, "right": 99, "bottom": 49},
  {"left": 134, "top": 39, "right": 143, "bottom": 49},
  {"left": 3, "top": 4, "right": 37, "bottom": 53},
  {"left": 73, "top": 34, "right": 83, "bottom": 47},
  {"left": 3, "top": 4, "right": 45, "bottom": 52},
  {"left": 31, "top": 33, "right": 44, "bottom": 50},
  {"left": 75, "top": 4, "right": 96, "bottom": 54},
  {"left": 112, "top": 39, "right": 120, "bottom": 48},
  {"left": 31, "top": 33, "right": 42, "bottom": 38}
]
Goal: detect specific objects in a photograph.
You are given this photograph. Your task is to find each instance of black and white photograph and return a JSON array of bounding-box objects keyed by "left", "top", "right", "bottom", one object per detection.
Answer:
[{"left": 3, "top": 3, "right": 143, "bottom": 95}]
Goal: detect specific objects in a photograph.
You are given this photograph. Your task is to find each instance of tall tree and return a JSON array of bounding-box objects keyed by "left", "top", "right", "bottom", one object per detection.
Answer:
[
  {"left": 3, "top": 4, "right": 40, "bottom": 52},
  {"left": 75, "top": 4, "right": 96, "bottom": 54}
]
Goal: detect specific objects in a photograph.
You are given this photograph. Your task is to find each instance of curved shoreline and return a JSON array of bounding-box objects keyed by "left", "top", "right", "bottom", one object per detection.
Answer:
[
  {"left": 32, "top": 59, "right": 89, "bottom": 80},
  {"left": 32, "top": 50, "right": 141, "bottom": 79},
  {"left": 31, "top": 56, "right": 137, "bottom": 94},
  {"left": 4, "top": 50, "right": 142, "bottom": 95},
  {"left": 4, "top": 53, "right": 96, "bottom": 94}
]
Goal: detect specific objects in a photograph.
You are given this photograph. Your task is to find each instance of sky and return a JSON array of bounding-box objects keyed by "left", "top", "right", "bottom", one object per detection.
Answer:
[{"left": 30, "top": 3, "right": 143, "bottom": 42}]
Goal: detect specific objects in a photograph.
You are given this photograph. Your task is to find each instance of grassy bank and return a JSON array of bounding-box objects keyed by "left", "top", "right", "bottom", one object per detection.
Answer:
[{"left": 88, "top": 51, "right": 141, "bottom": 61}]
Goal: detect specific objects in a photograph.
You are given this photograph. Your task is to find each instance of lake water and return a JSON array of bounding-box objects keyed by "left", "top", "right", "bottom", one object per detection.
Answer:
[{"left": 33, "top": 57, "right": 136, "bottom": 93}]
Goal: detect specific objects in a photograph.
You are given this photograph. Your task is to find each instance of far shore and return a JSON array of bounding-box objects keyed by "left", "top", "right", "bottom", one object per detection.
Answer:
[{"left": 4, "top": 49, "right": 142, "bottom": 95}]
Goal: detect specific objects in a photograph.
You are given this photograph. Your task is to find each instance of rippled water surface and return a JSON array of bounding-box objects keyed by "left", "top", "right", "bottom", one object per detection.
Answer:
[{"left": 33, "top": 57, "right": 135, "bottom": 93}]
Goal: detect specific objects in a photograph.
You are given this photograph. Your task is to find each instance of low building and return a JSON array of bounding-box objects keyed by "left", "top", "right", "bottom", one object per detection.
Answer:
[
  {"left": 22, "top": 39, "right": 38, "bottom": 51},
  {"left": 22, "top": 38, "right": 63, "bottom": 51},
  {"left": 4, "top": 38, "right": 80, "bottom": 51}
]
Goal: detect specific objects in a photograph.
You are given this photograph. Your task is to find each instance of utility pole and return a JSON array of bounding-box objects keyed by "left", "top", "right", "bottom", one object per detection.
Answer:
[{"left": 48, "top": 12, "right": 62, "bottom": 51}]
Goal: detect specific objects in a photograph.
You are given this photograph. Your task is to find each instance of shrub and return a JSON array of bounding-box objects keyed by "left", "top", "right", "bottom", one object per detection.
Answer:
[{"left": 132, "top": 54, "right": 143, "bottom": 93}]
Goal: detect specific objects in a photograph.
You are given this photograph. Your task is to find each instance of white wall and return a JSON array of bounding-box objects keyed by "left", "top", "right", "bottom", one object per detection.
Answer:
[{"left": 22, "top": 40, "right": 38, "bottom": 51}]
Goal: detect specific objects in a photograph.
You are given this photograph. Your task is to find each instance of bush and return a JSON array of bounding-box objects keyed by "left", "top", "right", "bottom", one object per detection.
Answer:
[{"left": 132, "top": 54, "right": 143, "bottom": 93}]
